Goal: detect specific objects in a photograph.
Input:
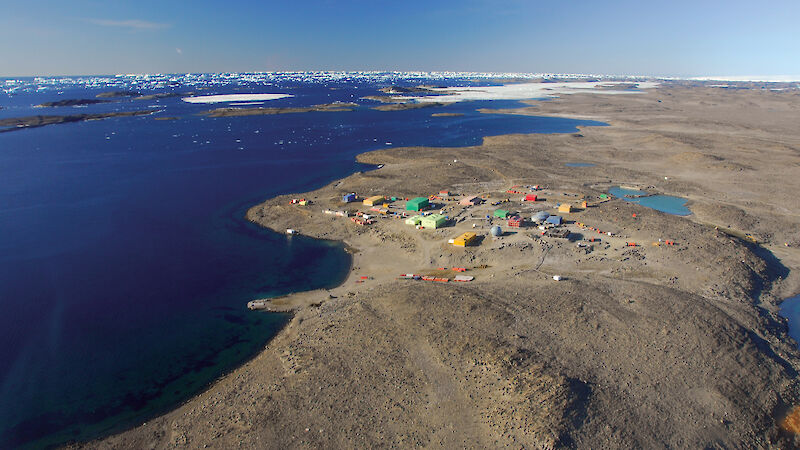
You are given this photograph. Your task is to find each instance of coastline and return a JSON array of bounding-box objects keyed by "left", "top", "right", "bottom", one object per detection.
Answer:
[{"left": 89, "top": 83, "right": 800, "bottom": 448}]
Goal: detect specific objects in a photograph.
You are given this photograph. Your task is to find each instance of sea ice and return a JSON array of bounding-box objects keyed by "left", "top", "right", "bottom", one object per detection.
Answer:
[{"left": 394, "top": 81, "right": 661, "bottom": 103}]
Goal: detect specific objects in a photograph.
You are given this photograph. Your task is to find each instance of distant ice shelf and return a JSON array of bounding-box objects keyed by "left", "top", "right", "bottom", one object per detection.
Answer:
[
  {"left": 0, "top": 72, "right": 661, "bottom": 96},
  {"left": 4, "top": 72, "right": 797, "bottom": 98}
]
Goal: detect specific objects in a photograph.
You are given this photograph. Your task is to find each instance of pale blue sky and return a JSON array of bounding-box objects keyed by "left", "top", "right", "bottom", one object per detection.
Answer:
[{"left": 1, "top": 0, "right": 798, "bottom": 77}]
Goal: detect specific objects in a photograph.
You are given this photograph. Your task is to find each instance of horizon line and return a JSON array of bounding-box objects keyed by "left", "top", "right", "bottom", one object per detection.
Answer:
[{"left": 1, "top": 71, "right": 800, "bottom": 83}]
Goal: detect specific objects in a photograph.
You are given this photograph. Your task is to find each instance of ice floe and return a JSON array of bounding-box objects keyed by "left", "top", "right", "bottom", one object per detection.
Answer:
[{"left": 182, "top": 93, "right": 292, "bottom": 103}]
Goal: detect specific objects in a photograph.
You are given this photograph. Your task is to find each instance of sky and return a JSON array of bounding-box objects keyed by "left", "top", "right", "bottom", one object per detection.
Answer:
[{"left": 0, "top": 0, "right": 798, "bottom": 77}]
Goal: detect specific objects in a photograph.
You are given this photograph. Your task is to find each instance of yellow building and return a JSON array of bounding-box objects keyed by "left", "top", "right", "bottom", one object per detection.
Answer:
[
  {"left": 558, "top": 204, "right": 572, "bottom": 213},
  {"left": 363, "top": 195, "right": 385, "bottom": 206},
  {"left": 453, "top": 232, "right": 478, "bottom": 247}
]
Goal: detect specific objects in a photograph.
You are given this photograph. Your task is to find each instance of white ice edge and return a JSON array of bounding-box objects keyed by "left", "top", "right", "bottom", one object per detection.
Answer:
[
  {"left": 691, "top": 75, "right": 800, "bottom": 82},
  {"left": 182, "top": 93, "right": 293, "bottom": 104},
  {"left": 395, "top": 81, "right": 661, "bottom": 103}
]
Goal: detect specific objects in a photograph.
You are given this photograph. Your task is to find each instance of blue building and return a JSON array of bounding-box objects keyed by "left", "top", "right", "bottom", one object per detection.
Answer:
[{"left": 545, "top": 215, "right": 563, "bottom": 225}]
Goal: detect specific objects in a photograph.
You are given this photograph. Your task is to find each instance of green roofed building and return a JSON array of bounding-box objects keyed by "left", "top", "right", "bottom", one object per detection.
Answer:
[
  {"left": 493, "top": 209, "right": 509, "bottom": 219},
  {"left": 405, "top": 215, "right": 422, "bottom": 225},
  {"left": 421, "top": 214, "right": 446, "bottom": 229},
  {"left": 406, "top": 197, "right": 429, "bottom": 211}
]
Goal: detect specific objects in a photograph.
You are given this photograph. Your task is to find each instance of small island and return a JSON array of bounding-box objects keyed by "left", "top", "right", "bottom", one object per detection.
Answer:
[
  {"left": 36, "top": 98, "right": 109, "bottom": 107},
  {"left": 96, "top": 90, "right": 141, "bottom": 98},
  {"left": 362, "top": 95, "right": 408, "bottom": 104},
  {"left": 372, "top": 101, "right": 449, "bottom": 111},
  {"left": 0, "top": 109, "right": 158, "bottom": 132},
  {"left": 201, "top": 102, "right": 358, "bottom": 117},
  {"left": 366, "top": 86, "right": 450, "bottom": 105},
  {"left": 134, "top": 92, "right": 193, "bottom": 101},
  {"left": 378, "top": 85, "right": 442, "bottom": 94},
  {"left": 33, "top": 92, "right": 192, "bottom": 108}
]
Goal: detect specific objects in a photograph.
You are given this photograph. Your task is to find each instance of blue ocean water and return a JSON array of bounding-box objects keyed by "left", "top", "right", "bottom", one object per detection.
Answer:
[
  {"left": 608, "top": 186, "right": 691, "bottom": 216},
  {"left": 780, "top": 295, "right": 800, "bottom": 345},
  {"left": 0, "top": 74, "right": 606, "bottom": 447}
]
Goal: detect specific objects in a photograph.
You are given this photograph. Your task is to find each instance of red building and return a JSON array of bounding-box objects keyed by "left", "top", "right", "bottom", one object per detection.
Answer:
[{"left": 508, "top": 215, "right": 524, "bottom": 227}]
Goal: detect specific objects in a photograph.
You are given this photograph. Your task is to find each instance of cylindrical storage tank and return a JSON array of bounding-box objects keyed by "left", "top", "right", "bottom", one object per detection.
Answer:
[{"left": 490, "top": 225, "right": 502, "bottom": 237}]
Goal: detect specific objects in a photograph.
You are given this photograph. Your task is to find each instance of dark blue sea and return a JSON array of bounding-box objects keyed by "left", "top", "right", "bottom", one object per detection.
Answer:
[{"left": 0, "top": 73, "right": 605, "bottom": 447}]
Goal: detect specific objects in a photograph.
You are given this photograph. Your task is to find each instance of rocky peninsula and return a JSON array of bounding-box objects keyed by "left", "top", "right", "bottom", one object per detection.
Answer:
[{"left": 89, "top": 83, "right": 800, "bottom": 448}]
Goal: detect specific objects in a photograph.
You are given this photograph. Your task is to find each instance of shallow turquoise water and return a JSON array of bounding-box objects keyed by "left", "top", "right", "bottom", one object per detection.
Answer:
[{"left": 608, "top": 186, "right": 691, "bottom": 216}]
